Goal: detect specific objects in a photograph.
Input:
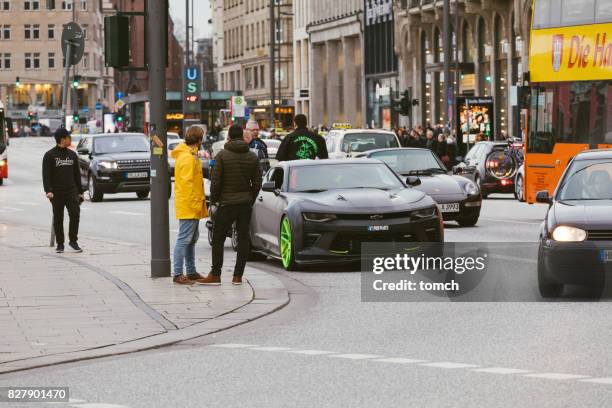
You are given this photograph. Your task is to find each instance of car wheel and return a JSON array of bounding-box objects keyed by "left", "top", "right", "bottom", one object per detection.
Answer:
[
  {"left": 515, "top": 174, "right": 525, "bottom": 202},
  {"left": 538, "top": 250, "right": 563, "bottom": 298},
  {"left": 88, "top": 174, "right": 103, "bottom": 202},
  {"left": 137, "top": 191, "right": 150, "bottom": 199},
  {"left": 457, "top": 213, "right": 479, "bottom": 227},
  {"left": 280, "top": 216, "right": 298, "bottom": 271}
]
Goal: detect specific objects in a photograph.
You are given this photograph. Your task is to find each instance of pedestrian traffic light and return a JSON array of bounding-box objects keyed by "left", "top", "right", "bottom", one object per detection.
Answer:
[
  {"left": 73, "top": 111, "right": 79, "bottom": 122},
  {"left": 72, "top": 75, "right": 81, "bottom": 88},
  {"left": 104, "top": 15, "right": 130, "bottom": 68},
  {"left": 15, "top": 77, "right": 20, "bottom": 87}
]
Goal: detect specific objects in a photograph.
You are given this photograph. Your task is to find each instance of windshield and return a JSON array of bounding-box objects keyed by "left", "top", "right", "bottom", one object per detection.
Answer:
[
  {"left": 94, "top": 135, "right": 149, "bottom": 154},
  {"left": 370, "top": 150, "right": 446, "bottom": 175},
  {"left": 341, "top": 133, "right": 399, "bottom": 153},
  {"left": 558, "top": 160, "right": 612, "bottom": 201},
  {"left": 288, "top": 163, "right": 404, "bottom": 192}
]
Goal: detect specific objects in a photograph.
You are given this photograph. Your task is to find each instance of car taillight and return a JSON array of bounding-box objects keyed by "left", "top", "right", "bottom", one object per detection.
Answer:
[{"left": 500, "top": 179, "right": 513, "bottom": 186}]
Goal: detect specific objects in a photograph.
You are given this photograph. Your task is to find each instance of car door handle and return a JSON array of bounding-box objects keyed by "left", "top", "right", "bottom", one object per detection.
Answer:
[{"left": 258, "top": 196, "right": 263, "bottom": 202}]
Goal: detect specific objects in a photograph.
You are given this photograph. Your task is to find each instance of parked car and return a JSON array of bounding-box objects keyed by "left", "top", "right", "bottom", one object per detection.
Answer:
[
  {"left": 211, "top": 130, "right": 229, "bottom": 159},
  {"left": 248, "top": 159, "right": 443, "bottom": 270},
  {"left": 324, "top": 129, "right": 401, "bottom": 159},
  {"left": 515, "top": 163, "right": 525, "bottom": 202},
  {"left": 536, "top": 149, "right": 612, "bottom": 297},
  {"left": 76, "top": 133, "right": 151, "bottom": 202},
  {"left": 357, "top": 148, "right": 482, "bottom": 226}
]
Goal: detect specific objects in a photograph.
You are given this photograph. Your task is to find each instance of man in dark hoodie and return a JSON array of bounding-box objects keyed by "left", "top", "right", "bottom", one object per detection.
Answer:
[
  {"left": 42, "top": 127, "right": 85, "bottom": 254},
  {"left": 276, "top": 114, "right": 328, "bottom": 161},
  {"left": 197, "top": 125, "right": 263, "bottom": 286}
]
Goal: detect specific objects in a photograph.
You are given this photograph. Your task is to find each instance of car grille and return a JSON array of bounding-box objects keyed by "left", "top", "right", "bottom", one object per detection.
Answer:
[
  {"left": 330, "top": 229, "right": 440, "bottom": 255},
  {"left": 335, "top": 211, "right": 415, "bottom": 221},
  {"left": 588, "top": 230, "right": 612, "bottom": 241},
  {"left": 117, "top": 159, "right": 150, "bottom": 170}
]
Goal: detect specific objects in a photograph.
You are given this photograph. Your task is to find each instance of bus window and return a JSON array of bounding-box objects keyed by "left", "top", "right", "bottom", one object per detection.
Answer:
[
  {"left": 596, "top": 0, "right": 612, "bottom": 23},
  {"left": 562, "top": 0, "right": 596, "bottom": 26}
]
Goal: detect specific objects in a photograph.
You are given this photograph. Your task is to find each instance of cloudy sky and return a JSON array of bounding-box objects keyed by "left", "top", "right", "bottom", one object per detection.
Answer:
[{"left": 169, "top": 0, "right": 212, "bottom": 41}]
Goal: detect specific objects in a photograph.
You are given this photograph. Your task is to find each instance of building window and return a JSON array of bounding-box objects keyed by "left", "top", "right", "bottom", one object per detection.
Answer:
[
  {"left": 260, "top": 65, "right": 265, "bottom": 88},
  {"left": 245, "top": 67, "right": 252, "bottom": 89},
  {"left": 1, "top": 25, "right": 10, "bottom": 40},
  {"left": 48, "top": 52, "right": 55, "bottom": 68},
  {"left": 82, "top": 52, "right": 88, "bottom": 69},
  {"left": 61, "top": 0, "right": 71, "bottom": 10},
  {"left": 254, "top": 66, "right": 259, "bottom": 88},
  {"left": 48, "top": 24, "right": 55, "bottom": 39},
  {"left": 24, "top": 24, "right": 39, "bottom": 40},
  {"left": 1, "top": 1, "right": 9, "bottom": 11},
  {"left": 25, "top": 52, "right": 40, "bottom": 69},
  {"left": 80, "top": 0, "right": 85, "bottom": 10},
  {"left": 82, "top": 24, "right": 87, "bottom": 39},
  {"left": 0, "top": 53, "right": 10, "bottom": 69},
  {"left": 24, "top": 0, "right": 39, "bottom": 10}
]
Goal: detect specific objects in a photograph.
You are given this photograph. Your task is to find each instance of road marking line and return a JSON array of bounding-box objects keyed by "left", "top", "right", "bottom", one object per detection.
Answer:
[
  {"left": 481, "top": 217, "right": 541, "bottom": 225},
  {"left": 579, "top": 378, "right": 612, "bottom": 385},
  {"left": 473, "top": 367, "right": 532, "bottom": 375},
  {"left": 251, "top": 346, "right": 293, "bottom": 352},
  {"left": 328, "top": 354, "right": 382, "bottom": 360},
  {"left": 209, "top": 343, "right": 258, "bottom": 348},
  {"left": 420, "top": 362, "right": 479, "bottom": 369},
  {"left": 109, "top": 211, "right": 146, "bottom": 216},
  {"left": 373, "top": 358, "right": 427, "bottom": 364},
  {"left": 288, "top": 350, "right": 337, "bottom": 356},
  {"left": 524, "top": 373, "right": 589, "bottom": 380}
]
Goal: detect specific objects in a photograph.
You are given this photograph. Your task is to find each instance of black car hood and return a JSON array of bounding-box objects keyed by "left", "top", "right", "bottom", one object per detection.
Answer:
[
  {"left": 95, "top": 152, "right": 150, "bottom": 161},
  {"left": 289, "top": 187, "right": 431, "bottom": 213},
  {"left": 413, "top": 174, "right": 465, "bottom": 197},
  {"left": 553, "top": 200, "right": 612, "bottom": 229}
]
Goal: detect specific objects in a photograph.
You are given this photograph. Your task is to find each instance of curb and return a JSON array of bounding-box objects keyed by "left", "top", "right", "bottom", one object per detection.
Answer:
[{"left": 0, "top": 263, "right": 289, "bottom": 375}]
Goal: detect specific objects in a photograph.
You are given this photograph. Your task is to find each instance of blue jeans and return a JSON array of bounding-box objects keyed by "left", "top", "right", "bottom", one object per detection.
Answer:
[{"left": 173, "top": 219, "right": 200, "bottom": 277}]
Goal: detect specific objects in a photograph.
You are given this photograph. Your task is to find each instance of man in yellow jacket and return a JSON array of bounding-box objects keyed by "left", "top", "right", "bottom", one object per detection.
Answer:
[{"left": 171, "top": 126, "right": 208, "bottom": 285}]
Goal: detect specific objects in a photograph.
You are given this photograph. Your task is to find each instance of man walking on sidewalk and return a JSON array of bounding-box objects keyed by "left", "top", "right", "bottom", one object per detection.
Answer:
[
  {"left": 198, "top": 125, "right": 262, "bottom": 286},
  {"left": 42, "top": 127, "right": 85, "bottom": 253},
  {"left": 171, "top": 126, "right": 208, "bottom": 285}
]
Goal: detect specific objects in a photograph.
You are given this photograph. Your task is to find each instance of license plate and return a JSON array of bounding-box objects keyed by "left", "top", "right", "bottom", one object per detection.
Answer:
[
  {"left": 600, "top": 250, "right": 612, "bottom": 263},
  {"left": 368, "top": 226, "right": 389, "bottom": 232},
  {"left": 126, "top": 172, "right": 148, "bottom": 179},
  {"left": 440, "top": 203, "right": 460, "bottom": 213}
]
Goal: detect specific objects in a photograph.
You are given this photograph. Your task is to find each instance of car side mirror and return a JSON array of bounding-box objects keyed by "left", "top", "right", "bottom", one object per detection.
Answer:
[
  {"left": 536, "top": 190, "right": 552, "bottom": 204},
  {"left": 452, "top": 165, "right": 461, "bottom": 175},
  {"left": 77, "top": 148, "right": 89, "bottom": 155},
  {"left": 406, "top": 176, "right": 422, "bottom": 187},
  {"left": 262, "top": 181, "right": 277, "bottom": 193}
]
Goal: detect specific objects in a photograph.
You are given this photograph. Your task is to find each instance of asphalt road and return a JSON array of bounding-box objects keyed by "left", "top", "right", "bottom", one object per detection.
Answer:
[{"left": 2, "top": 138, "right": 612, "bottom": 408}]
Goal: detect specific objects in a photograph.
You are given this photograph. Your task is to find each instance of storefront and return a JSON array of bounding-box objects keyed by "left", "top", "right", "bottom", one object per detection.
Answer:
[
  {"left": 364, "top": 0, "right": 398, "bottom": 129},
  {"left": 249, "top": 99, "right": 295, "bottom": 129}
]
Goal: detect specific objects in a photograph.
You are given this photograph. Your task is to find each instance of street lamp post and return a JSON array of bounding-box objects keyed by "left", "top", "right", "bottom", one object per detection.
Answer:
[
  {"left": 443, "top": 0, "right": 453, "bottom": 133},
  {"left": 269, "top": 0, "right": 276, "bottom": 128}
]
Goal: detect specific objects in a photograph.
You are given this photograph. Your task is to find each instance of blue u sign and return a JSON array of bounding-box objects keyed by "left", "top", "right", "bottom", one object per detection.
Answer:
[{"left": 186, "top": 67, "right": 199, "bottom": 81}]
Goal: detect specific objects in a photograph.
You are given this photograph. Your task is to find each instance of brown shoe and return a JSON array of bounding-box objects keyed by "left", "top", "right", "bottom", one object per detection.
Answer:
[
  {"left": 232, "top": 276, "right": 243, "bottom": 285},
  {"left": 173, "top": 275, "right": 194, "bottom": 285},
  {"left": 195, "top": 273, "right": 222, "bottom": 286},
  {"left": 186, "top": 272, "right": 205, "bottom": 281}
]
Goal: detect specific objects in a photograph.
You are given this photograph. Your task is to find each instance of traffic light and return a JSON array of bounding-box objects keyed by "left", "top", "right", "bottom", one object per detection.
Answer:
[
  {"left": 72, "top": 75, "right": 81, "bottom": 88},
  {"left": 27, "top": 111, "right": 34, "bottom": 121},
  {"left": 399, "top": 90, "right": 411, "bottom": 117},
  {"left": 115, "top": 111, "right": 124, "bottom": 123},
  {"left": 73, "top": 111, "right": 79, "bottom": 122},
  {"left": 15, "top": 77, "right": 20, "bottom": 87}
]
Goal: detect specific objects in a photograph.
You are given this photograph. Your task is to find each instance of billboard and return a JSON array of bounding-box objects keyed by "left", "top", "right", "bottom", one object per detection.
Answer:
[{"left": 456, "top": 96, "right": 494, "bottom": 146}]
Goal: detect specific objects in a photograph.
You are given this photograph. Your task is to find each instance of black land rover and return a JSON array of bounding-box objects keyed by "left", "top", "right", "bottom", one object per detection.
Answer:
[{"left": 76, "top": 133, "right": 151, "bottom": 202}]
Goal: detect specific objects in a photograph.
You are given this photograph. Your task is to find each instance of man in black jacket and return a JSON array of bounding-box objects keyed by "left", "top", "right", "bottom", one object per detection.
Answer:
[
  {"left": 276, "top": 114, "right": 328, "bottom": 161},
  {"left": 197, "top": 125, "right": 263, "bottom": 286},
  {"left": 42, "top": 128, "right": 85, "bottom": 253}
]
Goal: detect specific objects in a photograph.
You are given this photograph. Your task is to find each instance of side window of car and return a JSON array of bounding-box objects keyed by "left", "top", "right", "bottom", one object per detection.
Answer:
[{"left": 272, "top": 168, "right": 285, "bottom": 190}]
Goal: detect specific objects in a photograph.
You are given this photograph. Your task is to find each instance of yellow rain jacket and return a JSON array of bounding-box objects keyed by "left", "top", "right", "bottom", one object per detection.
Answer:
[{"left": 171, "top": 143, "right": 208, "bottom": 219}]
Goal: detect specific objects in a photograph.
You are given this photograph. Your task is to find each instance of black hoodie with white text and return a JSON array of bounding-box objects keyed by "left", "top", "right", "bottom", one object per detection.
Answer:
[{"left": 42, "top": 146, "right": 83, "bottom": 194}]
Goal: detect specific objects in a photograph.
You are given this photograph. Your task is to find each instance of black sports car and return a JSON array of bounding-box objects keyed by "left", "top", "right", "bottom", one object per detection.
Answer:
[
  {"left": 248, "top": 159, "right": 444, "bottom": 270},
  {"left": 357, "top": 148, "right": 482, "bottom": 226},
  {"left": 537, "top": 149, "right": 612, "bottom": 297}
]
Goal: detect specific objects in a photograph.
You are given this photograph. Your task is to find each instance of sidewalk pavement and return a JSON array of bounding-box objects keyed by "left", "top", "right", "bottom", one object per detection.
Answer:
[{"left": 0, "top": 222, "right": 289, "bottom": 374}]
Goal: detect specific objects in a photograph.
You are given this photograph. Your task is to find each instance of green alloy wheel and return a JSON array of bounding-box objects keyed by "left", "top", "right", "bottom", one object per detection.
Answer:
[{"left": 280, "top": 217, "right": 297, "bottom": 271}]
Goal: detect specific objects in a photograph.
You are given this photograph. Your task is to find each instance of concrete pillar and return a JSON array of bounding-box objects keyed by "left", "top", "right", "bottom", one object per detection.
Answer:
[
  {"left": 310, "top": 42, "right": 325, "bottom": 127},
  {"left": 326, "top": 40, "right": 340, "bottom": 126},
  {"left": 342, "top": 36, "right": 358, "bottom": 126}
]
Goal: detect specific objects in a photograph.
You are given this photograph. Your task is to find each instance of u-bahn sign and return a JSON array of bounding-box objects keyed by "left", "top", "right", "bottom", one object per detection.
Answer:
[{"left": 184, "top": 66, "right": 201, "bottom": 114}]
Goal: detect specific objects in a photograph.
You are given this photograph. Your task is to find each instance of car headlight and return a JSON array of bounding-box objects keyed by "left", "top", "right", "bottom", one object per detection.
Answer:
[
  {"left": 0, "top": 160, "right": 5, "bottom": 167},
  {"left": 98, "top": 161, "right": 117, "bottom": 169},
  {"left": 302, "top": 212, "right": 337, "bottom": 222},
  {"left": 552, "top": 226, "right": 587, "bottom": 242},
  {"left": 412, "top": 206, "right": 437, "bottom": 219},
  {"left": 463, "top": 181, "right": 479, "bottom": 196}
]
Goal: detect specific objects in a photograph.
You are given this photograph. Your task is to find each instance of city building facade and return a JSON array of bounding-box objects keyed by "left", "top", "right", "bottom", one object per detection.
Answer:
[
  {"left": 0, "top": 0, "right": 109, "bottom": 127},
  {"left": 215, "top": 0, "right": 294, "bottom": 128},
  {"left": 395, "top": 0, "right": 533, "bottom": 139},
  {"left": 306, "top": 0, "right": 365, "bottom": 128}
]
